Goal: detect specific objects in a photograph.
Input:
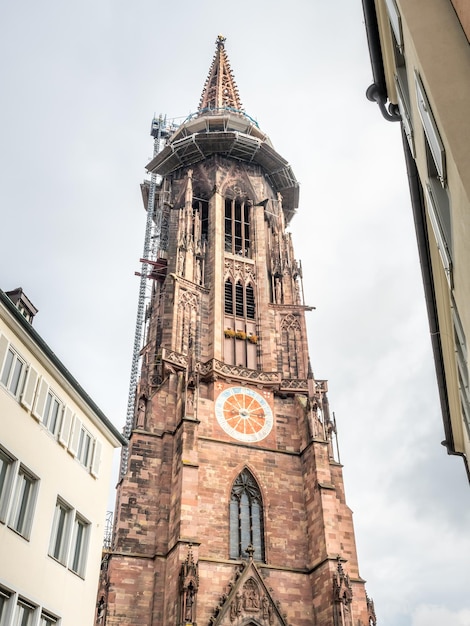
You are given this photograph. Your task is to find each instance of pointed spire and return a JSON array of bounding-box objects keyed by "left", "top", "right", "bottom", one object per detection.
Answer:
[{"left": 198, "top": 35, "right": 243, "bottom": 112}]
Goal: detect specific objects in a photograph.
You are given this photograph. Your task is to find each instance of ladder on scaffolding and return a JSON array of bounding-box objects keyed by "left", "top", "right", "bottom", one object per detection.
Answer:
[{"left": 120, "top": 115, "right": 173, "bottom": 477}]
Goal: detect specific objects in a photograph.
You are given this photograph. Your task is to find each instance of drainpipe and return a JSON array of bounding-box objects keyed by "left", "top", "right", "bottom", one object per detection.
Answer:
[{"left": 362, "top": 0, "right": 401, "bottom": 122}]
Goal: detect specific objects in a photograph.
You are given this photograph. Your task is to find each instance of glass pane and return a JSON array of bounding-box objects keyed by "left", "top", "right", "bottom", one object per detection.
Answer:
[
  {"left": 0, "top": 453, "right": 10, "bottom": 504},
  {"left": 252, "top": 501, "right": 262, "bottom": 560},
  {"left": 43, "top": 393, "right": 52, "bottom": 427},
  {"left": 229, "top": 499, "right": 239, "bottom": 558},
  {"left": 16, "top": 602, "right": 34, "bottom": 626},
  {"left": 240, "top": 492, "right": 250, "bottom": 557},
  {"left": 71, "top": 519, "right": 85, "bottom": 573},
  {"left": 50, "top": 400, "right": 61, "bottom": 434},
  {"left": 1, "top": 350, "right": 14, "bottom": 386},
  {"left": 53, "top": 505, "right": 67, "bottom": 559},
  {"left": 15, "top": 475, "right": 32, "bottom": 534},
  {"left": 9, "top": 358, "right": 23, "bottom": 396}
]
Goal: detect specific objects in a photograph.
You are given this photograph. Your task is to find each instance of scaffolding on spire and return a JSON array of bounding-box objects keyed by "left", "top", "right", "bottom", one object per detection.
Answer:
[{"left": 120, "top": 115, "right": 176, "bottom": 477}]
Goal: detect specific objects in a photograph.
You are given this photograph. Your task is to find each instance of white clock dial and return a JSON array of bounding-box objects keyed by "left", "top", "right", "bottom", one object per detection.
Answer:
[{"left": 215, "top": 386, "right": 273, "bottom": 442}]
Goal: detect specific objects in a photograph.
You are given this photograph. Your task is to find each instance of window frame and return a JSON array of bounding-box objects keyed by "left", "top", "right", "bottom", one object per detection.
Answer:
[
  {"left": 69, "top": 513, "right": 90, "bottom": 577},
  {"left": 424, "top": 182, "right": 453, "bottom": 288},
  {"left": 224, "top": 198, "right": 251, "bottom": 257},
  {"left": 415, "top": 72, "right": 446, "bottom": 185},
  {"left": 76, "top": 426, "right": 93, "bottom": 469},
  {"left": 384, "top": 0, "right": 403, "bottom": 52},
  {"left": 229, "top": 469, "right": 265, "bottom": 562},
  {"left": 40, "top": 613, "right": 58, "bottom": 626},
  {"left": 8, "top": 466, "right": 38, "bottom": 540},
  {"left": 0, "top": 448, "right": 15, "bottom": 523},
  {"left": 49, "top": 498, "right": 73, "bottom": 565},
  {"left": 42, "top": 391, "right": 64, "bottom": 437},
  {"left": 0, "top": 347, "right": 27, "bottom": 400},
  {"left": 13, "top": 598, "right": 36, "bottom": 626},
  {"left": 0, "top": 587, "right": 12, "bottom": 626}
]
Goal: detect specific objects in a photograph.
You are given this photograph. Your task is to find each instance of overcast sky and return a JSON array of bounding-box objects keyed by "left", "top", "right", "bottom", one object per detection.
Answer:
[{"left": 1, "top": 1, "right": 469, "bottom": 625}]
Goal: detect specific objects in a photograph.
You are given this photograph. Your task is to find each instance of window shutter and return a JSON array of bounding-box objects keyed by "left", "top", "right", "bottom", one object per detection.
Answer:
[
  {"left": 68, "top": 416, "right": 82, "bottom": 457},
  {"left": 32, "top": 378, "right": 49, "bottom": 422},
  {"left": 20, "top": 366, "right": 39, "bottom": 411},
  {"left": 235, "top": 282, "right": 244, "bottom": 317},
  {"left": 225, "top": 280, "right": 233, "bottom": 314},
  {"left": 91, "top": 440, "right": 102, "bottom": 478},
  {"left": 59, "top": 407, "right": 74, "bottom": 447},
  {"left": 0, "top": 334, "right": 8, "bottom": 375}
]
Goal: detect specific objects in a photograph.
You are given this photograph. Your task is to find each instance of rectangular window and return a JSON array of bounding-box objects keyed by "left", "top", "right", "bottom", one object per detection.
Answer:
[
  {"left": 415, "top": 72, "right": 446, "bottom": 185},
  {"left": 0, "top": 588, "right": 11, "bottom": 626},
  {"left": 77, "top": 427, "right": 93, "bottom": 469},
  {"left": 69, "top": 514, "right": 90, "bottom": 577},
  {"left": 384, "top": 0, "right": 403, "bottom": 51},
  {"left": 424, "top": 182, "right": 452, "bottom": 287},
  {"left": 8, "top": 468, "right": 38, "bottom": 539},
  {"left": 14, "top": 600, "right": 35, "bottom": 626},
  {"left": 42, "top": 392, "right": 63, "bottom": 437},
  {"left": 0, "top": 449, "right": 14, "bottom": 521},
  {"left": 40, "top": 612, "right": 58, "bottom": 626},
  {"left": 49, "top": 499, "right": 72, "bottom": 564},
  {"left": 0, "top": 348, "right": 26, "bottom": 398}
]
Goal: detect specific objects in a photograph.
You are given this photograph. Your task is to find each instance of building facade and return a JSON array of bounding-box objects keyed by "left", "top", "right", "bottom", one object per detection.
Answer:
[
  {"left": 101, "top": 37, "right": 375, "bottom": 626},
  {"left": 0, "top": 289, "right": 125, "bottom": 625},
  {"left": 362, "top": 0, "right": 470, "bottom": 479}
]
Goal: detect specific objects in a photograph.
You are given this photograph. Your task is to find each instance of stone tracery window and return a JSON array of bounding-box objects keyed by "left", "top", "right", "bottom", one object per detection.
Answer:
[
  {"left": 225, "top": 198, "right": 251, "bottom": 257},
  {"left": 229, "top": 469, "right": 264, "bottom": 561},
  {"left": 224, "top": 280, "right": 256, "bottom": 320}
]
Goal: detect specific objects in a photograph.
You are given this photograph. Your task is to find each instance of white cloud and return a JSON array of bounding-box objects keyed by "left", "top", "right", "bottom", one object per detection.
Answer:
[{"left": 412, "top": 605, "right": 470, "bottom": 626}]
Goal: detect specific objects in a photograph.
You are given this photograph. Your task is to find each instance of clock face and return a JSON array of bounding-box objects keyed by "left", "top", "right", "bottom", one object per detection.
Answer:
[{"left": 215, "top": 386, "right": 273, "bottom": 442}]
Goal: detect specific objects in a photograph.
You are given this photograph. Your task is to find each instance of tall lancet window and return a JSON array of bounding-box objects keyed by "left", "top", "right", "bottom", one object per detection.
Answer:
[
  {"left": 229, "top": 469, "right": 264, "bottom": 561},
  {"left": 225, "top": 198, "right": 251, "bottom": 257}
]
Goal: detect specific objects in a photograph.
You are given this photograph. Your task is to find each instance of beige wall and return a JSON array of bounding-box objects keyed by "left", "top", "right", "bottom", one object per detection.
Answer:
[
  {"left": 375, "top": 0, "right": 470, "bottom": 462},
  {"left": 0, "top": 305, "right": 119, "bottom": 625}
]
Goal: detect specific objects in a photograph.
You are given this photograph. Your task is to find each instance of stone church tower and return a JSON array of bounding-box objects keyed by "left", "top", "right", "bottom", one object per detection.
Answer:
[{"left": 98, "top": 36, "right": 376, "bottom": 626}]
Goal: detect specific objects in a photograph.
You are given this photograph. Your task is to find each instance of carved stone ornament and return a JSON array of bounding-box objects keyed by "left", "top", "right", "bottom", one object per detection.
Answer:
[
  {"left": 366, "top": 592, "right": 377, "bottom": 626},
  {"left": 180, "top": 545, "right": 199, "bottom": 625},
  {"left": 208, "top": 557, "right": 287, "bottom": 626},
  {"left": 333, "top": 559, "right": 353, "bottom": 626}
]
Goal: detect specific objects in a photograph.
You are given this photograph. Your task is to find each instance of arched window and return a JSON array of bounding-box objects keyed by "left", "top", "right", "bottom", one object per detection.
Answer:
[
  {"left": 225, "top": 279, "right": 233, "bottom": 315},
  {"left": 225, "top": 198, "right": 251, "bottom": 257},
  {"left": 224, "top": 280, "right": 256, "bottom": 320},
  {"left": 229, "top": 469, "right": 264, "bottom": 561}
]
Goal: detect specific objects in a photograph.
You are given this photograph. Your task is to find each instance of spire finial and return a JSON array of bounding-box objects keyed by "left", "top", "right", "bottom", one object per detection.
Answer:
[{"left": 198, "top": 36, "right": 243, "bottom": 113}]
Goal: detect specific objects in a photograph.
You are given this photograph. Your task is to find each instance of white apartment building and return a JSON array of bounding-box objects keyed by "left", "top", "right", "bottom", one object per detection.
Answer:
[{"left": 0, "top": 289, "right": 126, "bottom": 626}]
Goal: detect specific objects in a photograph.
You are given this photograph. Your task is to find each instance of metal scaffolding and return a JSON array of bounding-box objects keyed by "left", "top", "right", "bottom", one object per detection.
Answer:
[{"left": 120, "top": 115, "right": 175, "bottom": 477}]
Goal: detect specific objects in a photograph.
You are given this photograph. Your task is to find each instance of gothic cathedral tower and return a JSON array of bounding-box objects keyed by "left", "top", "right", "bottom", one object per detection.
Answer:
[{"left": 100, "top": 37, "right": 375, "bottom": 626}]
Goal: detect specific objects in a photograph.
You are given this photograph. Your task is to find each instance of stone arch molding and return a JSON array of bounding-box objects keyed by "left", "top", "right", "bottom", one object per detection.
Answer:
[
  {"left": 208, "top": 558, "right": 287, "bottom": 626},
  {"left": 280, "top": 313, "right": 301, "bottom": 331}
]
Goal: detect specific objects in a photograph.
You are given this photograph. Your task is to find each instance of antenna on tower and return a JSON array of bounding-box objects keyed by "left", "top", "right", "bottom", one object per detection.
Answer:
[{"left": 120, "top": 114, "right": 174, "bottom": 478}]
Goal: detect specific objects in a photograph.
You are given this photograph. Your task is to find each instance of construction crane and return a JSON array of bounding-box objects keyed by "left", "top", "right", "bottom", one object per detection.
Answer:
[{"left": 120, "top": 115, "right": 174, "bottom": 477}]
